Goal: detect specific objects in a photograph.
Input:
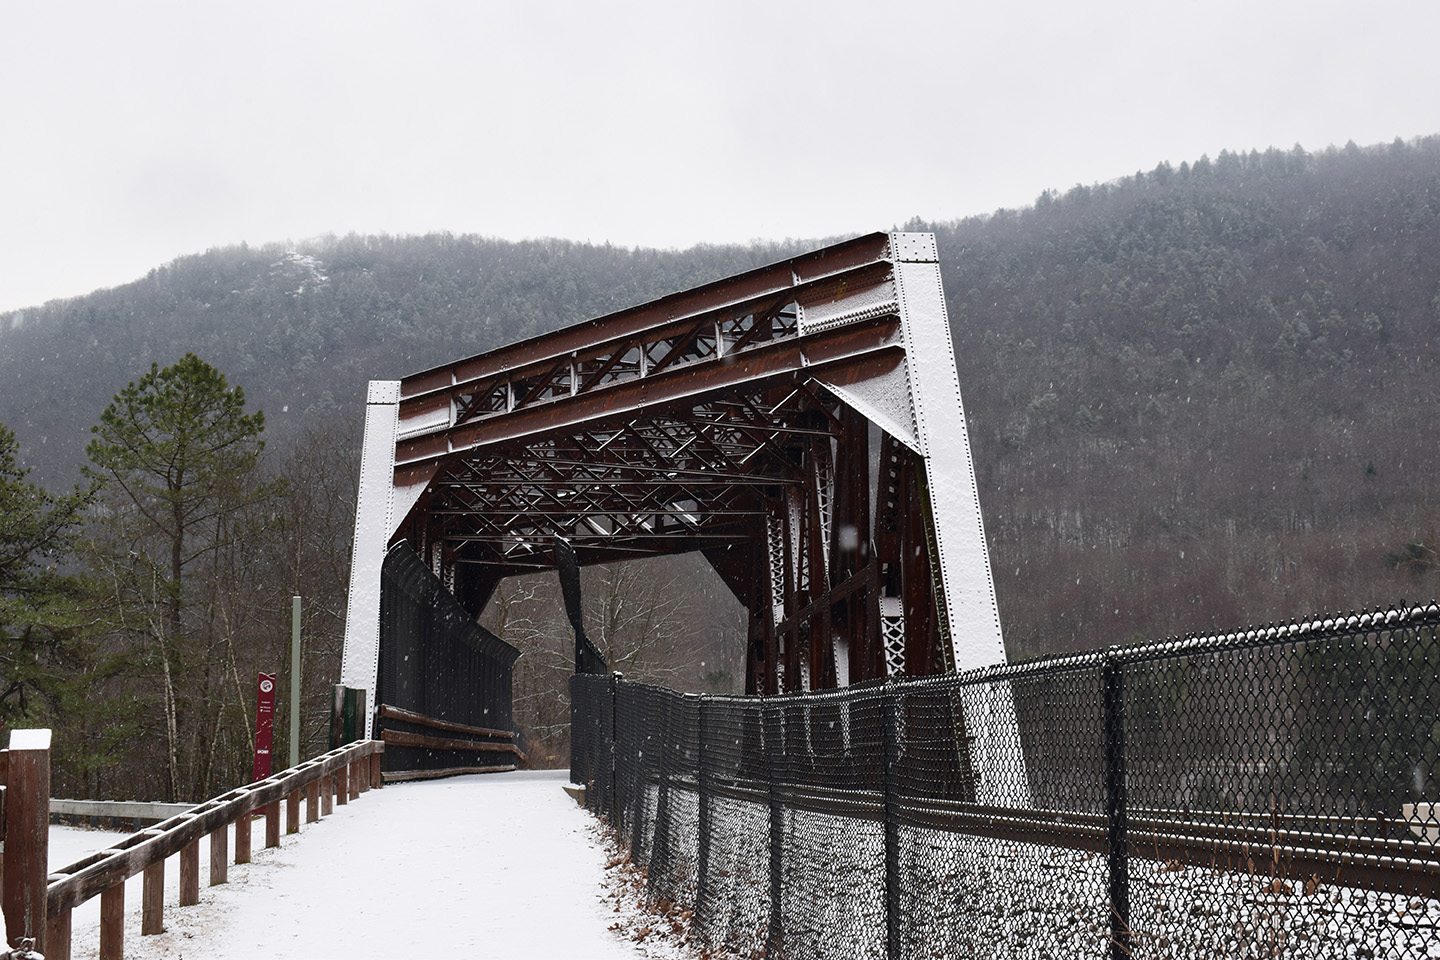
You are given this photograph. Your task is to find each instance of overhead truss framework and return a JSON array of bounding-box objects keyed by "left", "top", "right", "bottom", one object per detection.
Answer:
[{"left": 342, "top": 232, "right": 1007, "bottom": 713}]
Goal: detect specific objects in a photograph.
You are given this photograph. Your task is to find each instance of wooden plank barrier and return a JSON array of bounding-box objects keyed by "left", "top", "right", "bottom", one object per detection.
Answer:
[
  {"left": 377, "top": 703, "right": 525, "bottom": 782},
  {"left": 0, "top": 735, "right": 385, "bottom": 960},
  {"left": 48, "top": 799, "right": 193, "bottom": 827}
]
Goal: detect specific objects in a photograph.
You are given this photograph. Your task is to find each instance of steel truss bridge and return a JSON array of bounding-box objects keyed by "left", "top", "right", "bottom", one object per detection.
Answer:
[{"left": 340, "top": 232, "right": 1012, "bottom": 750}]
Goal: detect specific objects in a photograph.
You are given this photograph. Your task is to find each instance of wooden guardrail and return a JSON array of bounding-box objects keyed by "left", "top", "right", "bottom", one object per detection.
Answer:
[
  {"left": 377, "top": 703, "right": 525, "bottom": 781},
  {"left": 49, "top": 800, "right": 195, "bottom": 829},
  {"left": 0, "top": 727, "right": 384, "bottom": 960}
]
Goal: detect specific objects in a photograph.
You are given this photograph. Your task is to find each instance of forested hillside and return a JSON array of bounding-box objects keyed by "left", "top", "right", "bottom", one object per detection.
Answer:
[
  {"left": 2, "top": 136, "right": 1436, "bottom": 674},
  {"left": 937, "top": 137, "right": 1440, "bottom": 655}
]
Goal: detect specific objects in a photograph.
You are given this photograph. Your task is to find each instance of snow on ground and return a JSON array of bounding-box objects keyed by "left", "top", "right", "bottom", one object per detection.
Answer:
[
  {"left": 54, "top": 776, "right": 1437, "bottom": 957},
  {"left": 49, "top": 770, "right": 704, "bottom": 960}
]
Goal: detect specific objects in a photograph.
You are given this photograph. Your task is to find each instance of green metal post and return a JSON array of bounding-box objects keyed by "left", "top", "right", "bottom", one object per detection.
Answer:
[{"left": 290, "top": 595, "right": 301, "bottom": 767}]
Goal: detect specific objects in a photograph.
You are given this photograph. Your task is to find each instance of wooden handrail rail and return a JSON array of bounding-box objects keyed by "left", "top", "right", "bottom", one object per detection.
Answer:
[
  {"left": 46, "top": 740, "right": 383, "bottom": 913},
  {"left": 379, "top": 728, "right": 525, "bottom": 759},
  {"left": 50, "top": 799, "right": 194, "bottom": 823},
  {"left": 26, "top": 738, "right": 384, "bottom": 959},
  {"left": 379, "top": 703, "right": 516, "bottom": 740}
]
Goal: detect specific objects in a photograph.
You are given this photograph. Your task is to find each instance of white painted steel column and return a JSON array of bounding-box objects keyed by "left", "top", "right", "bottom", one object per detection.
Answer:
[
  {"left": 340, "top": 380, "right": 402, "bottom": 739},
  {"left": 889, "top": 232, "right": 1030, "bottom": 806},
  {"left": 888, "top": 232, "right": 1004, "bottom": 669}
]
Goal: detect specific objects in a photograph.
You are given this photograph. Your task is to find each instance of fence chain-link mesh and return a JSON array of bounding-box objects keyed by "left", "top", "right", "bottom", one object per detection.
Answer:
[{"left": 571, "top": 603, "right": 1440, "bottom": 959}]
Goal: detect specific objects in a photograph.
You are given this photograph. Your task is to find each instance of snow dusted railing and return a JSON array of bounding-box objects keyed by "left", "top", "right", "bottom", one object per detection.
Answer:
[
  {"left": 48, "top": 799, "right": 195, "bottom": 829},
  {"left": 0, "top": 736, "right": 384, "bottom": 960}
]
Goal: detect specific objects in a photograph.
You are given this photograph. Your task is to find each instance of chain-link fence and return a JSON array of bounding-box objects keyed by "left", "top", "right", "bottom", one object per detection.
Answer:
[{"left": 572, "top": 603, "right": 1440, "bottom": 959}]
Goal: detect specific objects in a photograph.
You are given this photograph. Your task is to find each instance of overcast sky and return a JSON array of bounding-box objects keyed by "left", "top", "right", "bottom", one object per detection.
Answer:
[{"left": 2, "top": 0, "right": 1437, "bottom": 314}]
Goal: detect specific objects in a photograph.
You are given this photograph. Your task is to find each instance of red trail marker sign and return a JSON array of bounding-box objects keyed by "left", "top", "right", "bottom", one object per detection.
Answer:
[{"left": 253, "top": 672, "right": 276, "bottom": 782}]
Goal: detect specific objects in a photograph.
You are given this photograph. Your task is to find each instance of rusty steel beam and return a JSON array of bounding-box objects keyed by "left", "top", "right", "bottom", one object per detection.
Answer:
[
  {"left": 397, "top": 234, "right": 891, "bottom": 404},
  {"left": 395, "top": 318, "right": 904, "bottom": 467}
]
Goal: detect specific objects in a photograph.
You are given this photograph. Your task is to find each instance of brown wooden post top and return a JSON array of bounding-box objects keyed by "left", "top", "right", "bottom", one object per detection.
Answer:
[{"left": 3, "top": 728, "right": 50, "bottom": 952}]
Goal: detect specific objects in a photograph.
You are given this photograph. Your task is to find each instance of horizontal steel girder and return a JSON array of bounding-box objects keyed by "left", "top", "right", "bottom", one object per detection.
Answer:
[
  {"left": 395, "top": 320, "right": 902, "bottom": 472},
  {"left": 392, "top": 231, "right": 902, "bottom": 473}
]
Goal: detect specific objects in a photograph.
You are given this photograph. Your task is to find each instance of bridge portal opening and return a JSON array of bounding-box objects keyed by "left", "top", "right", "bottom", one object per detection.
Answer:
[{"left": 475, "top": 551, "right": 748, "bottom": 763}]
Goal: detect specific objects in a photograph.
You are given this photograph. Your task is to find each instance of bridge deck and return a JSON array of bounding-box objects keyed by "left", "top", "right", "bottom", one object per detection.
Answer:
[{"left": 56, "top": 770, "right": 645, "bottom": 959}]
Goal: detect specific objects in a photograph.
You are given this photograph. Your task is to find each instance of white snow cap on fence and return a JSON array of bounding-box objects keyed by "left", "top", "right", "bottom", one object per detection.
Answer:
[{"left": 9, "top": 728, "right": 51, "bottom": 750}]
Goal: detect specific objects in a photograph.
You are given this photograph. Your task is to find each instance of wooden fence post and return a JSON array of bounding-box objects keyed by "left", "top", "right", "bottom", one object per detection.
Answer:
[
  {"left": 370, "top": 749, "right": 383, "bottom": 789},
  {"left": 210, "top": 827, "right": 228, "bottom": 885},
  {"left": 306, "top": 779, "right": 320, "bottom": 822},
  {"left": 0, "top": 745, "right": 7, "bottom": 896},
  {"left": 287, "top": 788, "right": 301, "bottom": 834},
  {"left": 321, "top": 774, "right": 334, "bottom": 816},
  {"left": 100, "top": 883, "right": 124, "bottom": 960},
  {"left": 235, "top": 813, "right": 252, "bottom": 864},
  {"left": 3, "top": 728, "right": 51, "bottom": 951},
  {"left": 336, "top": 762, "right": 349, "bottom": 805},
  {"left": 264, "top": 800, "right": 281, "bottom": 848},
  {"left": 141, "top": 860, "right": 164, "bottom": 934},
  {"left": 180, "top": 838, "right": 200, "bottom": 906},
  {"left": 46, "top": 908, "right": 71, "bottom": 960}
]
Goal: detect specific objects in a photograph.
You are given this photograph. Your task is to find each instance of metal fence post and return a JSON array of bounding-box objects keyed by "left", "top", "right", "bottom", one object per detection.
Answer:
[
  {"left": 1102, "top": 650, "right": 1130, "bottom": 959},
  {"left": 651, "top": 693, "right": 682, "bottom": 896},
  {"left": 763, "top": 698, "right": 785, "bottom": 958},
  {"left": 695, "top": 696, "right": 711, "bottom": 920},
  {"left": 569, "top": 674, "right": 587, "bottom": 795},
  {"left": 608, "top": 671, "right": 621, "bottom": 825},
  {"left": 631, "top": 687, "right": 650, "bottom": 864},
  {"left": 880, "top": 682, "right": 902, "bottom": 960}
]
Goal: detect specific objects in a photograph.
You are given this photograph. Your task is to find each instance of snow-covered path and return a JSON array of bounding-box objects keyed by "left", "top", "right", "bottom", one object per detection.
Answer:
[{"left": 51, "top": 770, "right": 656, "bottom": 960}]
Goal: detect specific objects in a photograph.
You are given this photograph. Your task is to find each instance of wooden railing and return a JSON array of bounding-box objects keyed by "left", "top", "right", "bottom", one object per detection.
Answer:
[
  {"left": 0, "top": 727, "right": 384, "bottom": 960},
  {"left": 48, "top": 800, "right": 195, "bottom": 829},
  {"left": 376, "top": 703, "right": 524, "bottom": 781}
]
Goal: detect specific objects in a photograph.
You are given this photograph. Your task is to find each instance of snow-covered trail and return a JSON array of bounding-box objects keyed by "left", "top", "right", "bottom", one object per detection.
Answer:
[{"left": 51, "top": 770, "right": 655, "bottom": 960}]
